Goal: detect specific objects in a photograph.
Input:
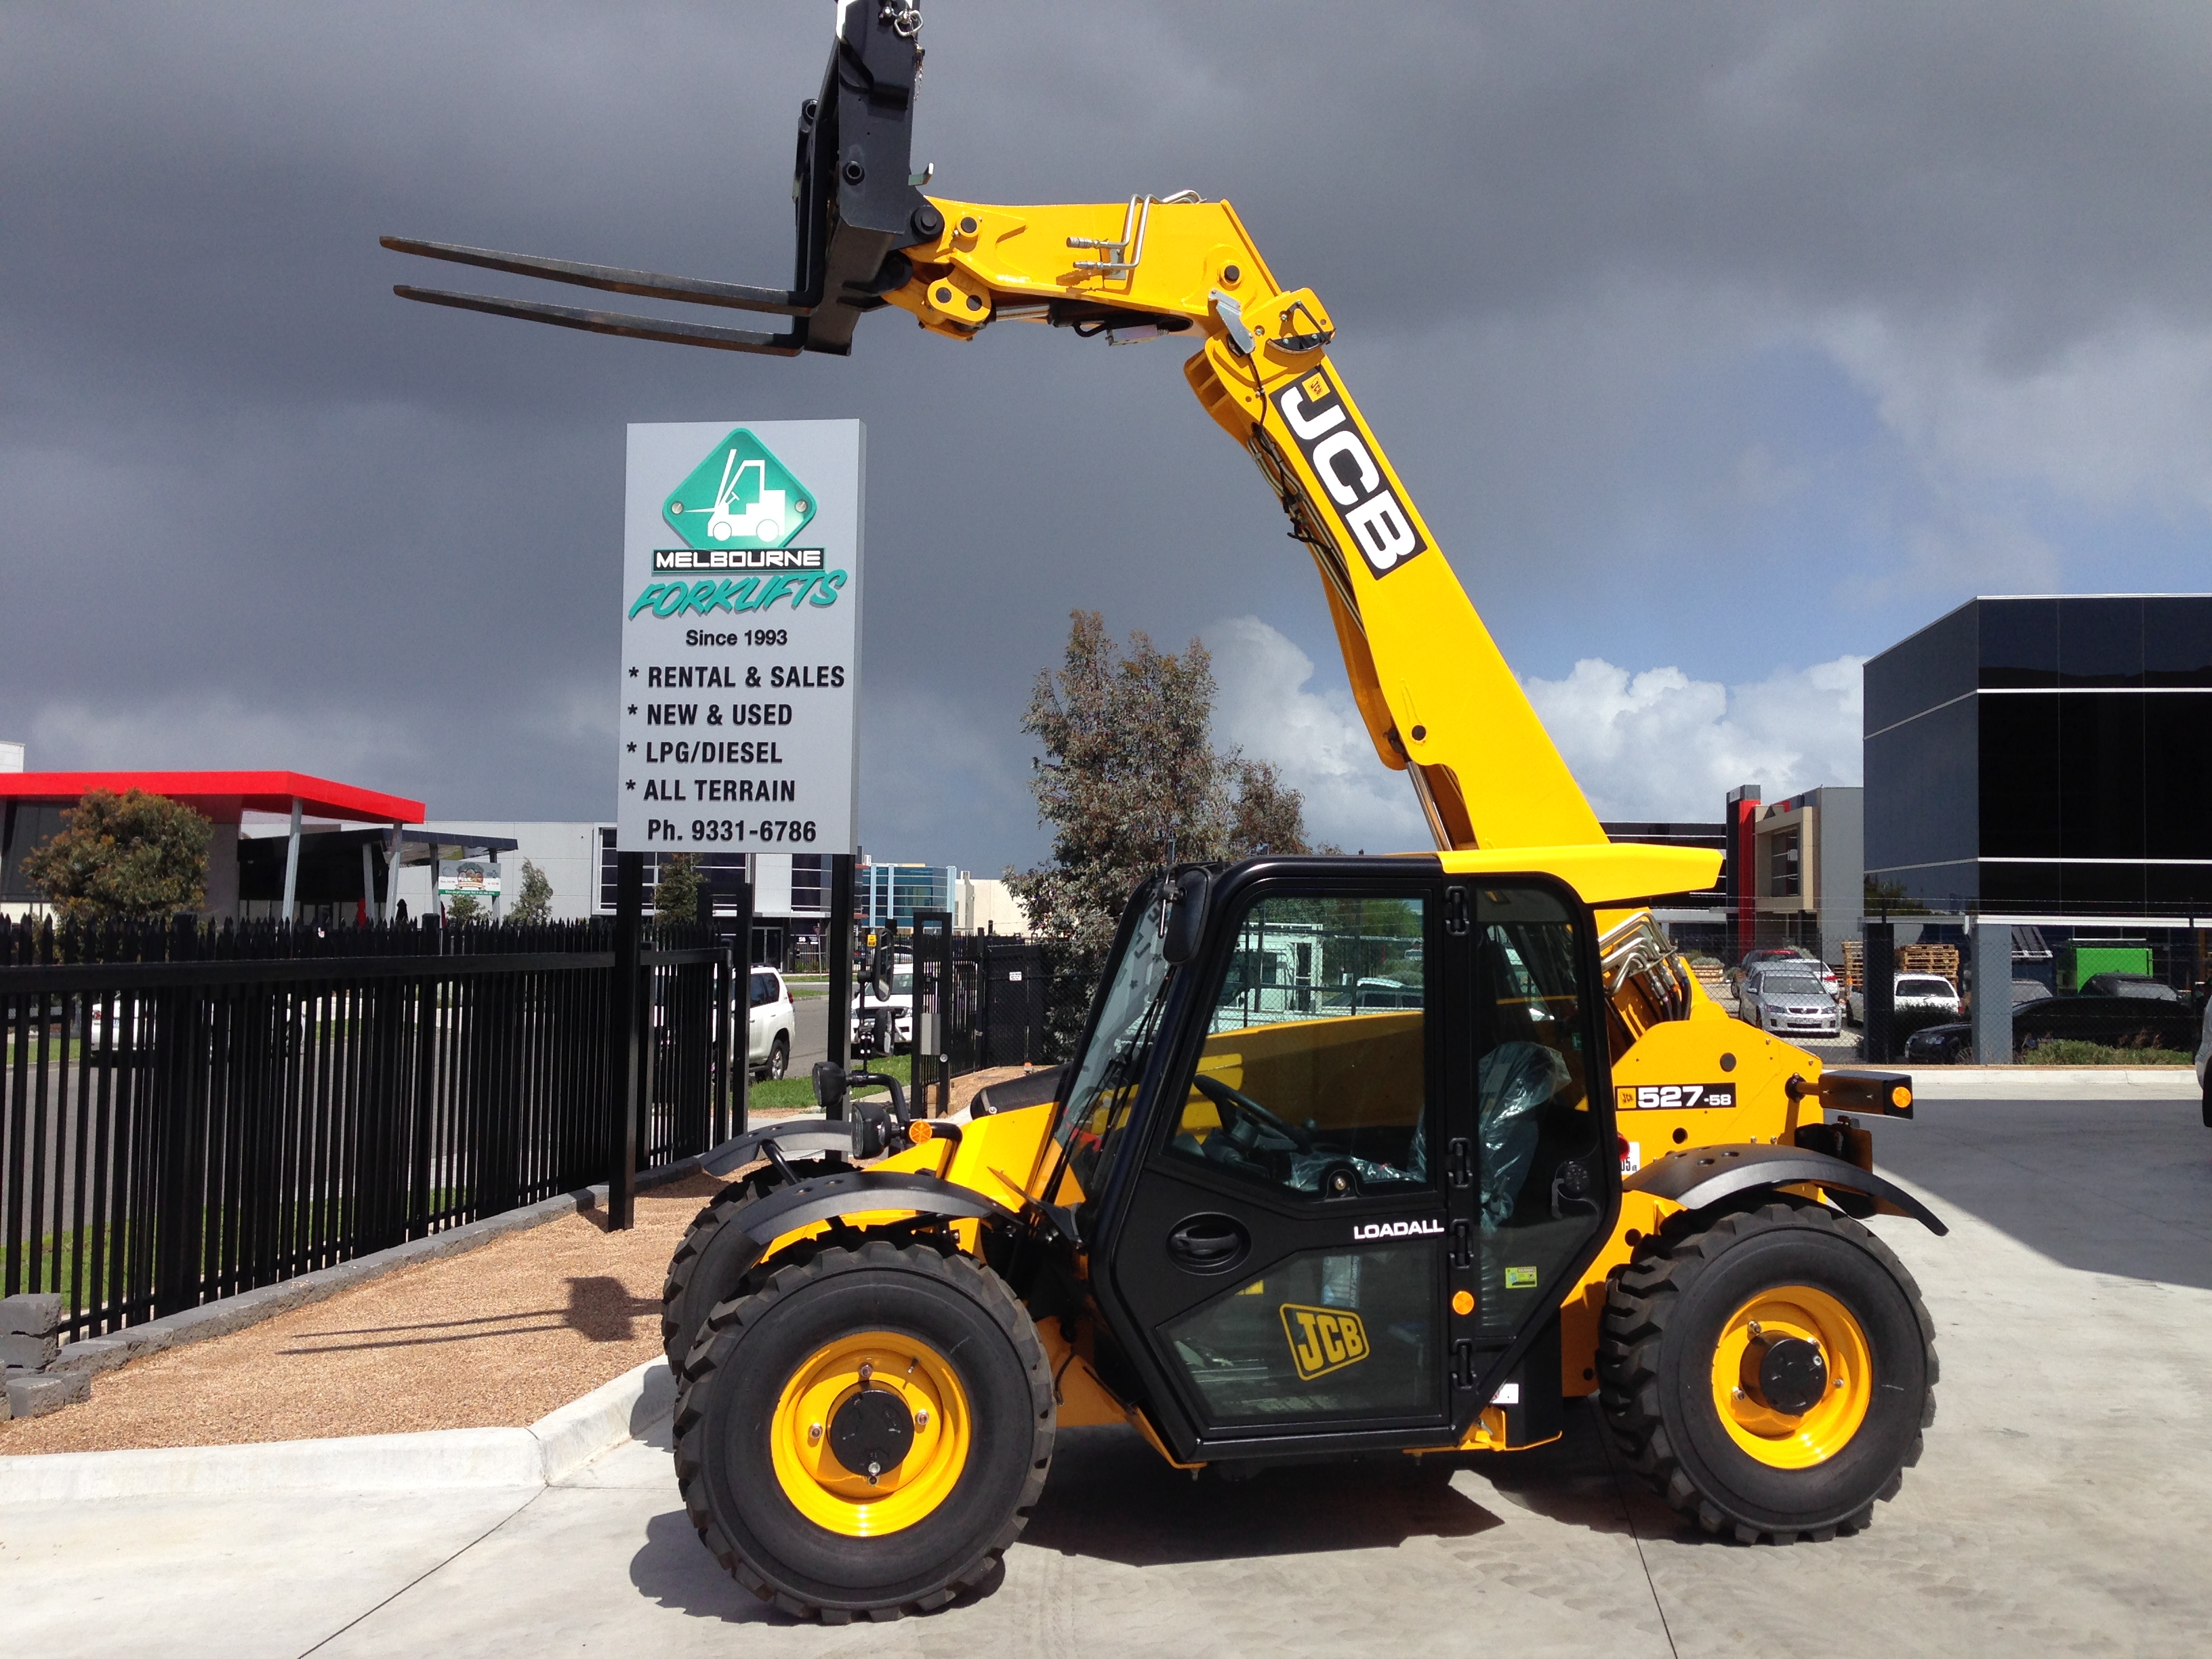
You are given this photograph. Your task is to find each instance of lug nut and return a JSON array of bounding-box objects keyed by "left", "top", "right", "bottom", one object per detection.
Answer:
[
  {"left": 914, "top": 1410, "right": 930, "bottom": 1429},
  {"left": 808, "top": 1422, "right": 823, "bottom": 1442}
]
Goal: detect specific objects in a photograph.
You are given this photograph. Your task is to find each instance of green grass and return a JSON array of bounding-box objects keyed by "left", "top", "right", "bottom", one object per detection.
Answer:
[
  {"left": 783, "top": 975, "right": 828, "bottom": 1000},
  {"left": 2017, "top": 1040, "right": 2195, "bottom": 1067},
  {"left": 744, "top": 1051, "right": 912, "bottom": 1112}
]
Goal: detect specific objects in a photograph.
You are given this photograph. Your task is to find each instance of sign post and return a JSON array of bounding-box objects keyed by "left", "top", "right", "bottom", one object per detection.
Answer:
[{"left": 615, "top": 418, "right": 864, "bottom": 1165}]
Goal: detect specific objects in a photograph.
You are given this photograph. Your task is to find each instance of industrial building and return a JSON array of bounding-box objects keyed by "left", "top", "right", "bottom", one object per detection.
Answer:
[{"left": 1864, "top": 594, "right": 2212, "bottom": 914}]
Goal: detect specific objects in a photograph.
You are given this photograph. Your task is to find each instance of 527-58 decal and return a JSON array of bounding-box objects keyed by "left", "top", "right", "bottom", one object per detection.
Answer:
[{"left": 1615, "top": 1083, "right": 1737, "bottom": 1111}]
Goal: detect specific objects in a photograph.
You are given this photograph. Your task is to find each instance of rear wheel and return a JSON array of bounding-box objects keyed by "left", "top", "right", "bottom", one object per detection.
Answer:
[
  {"left": 768, "top": 1031, "right": 791, "bottom": 1079},
  {"left": 663, "top": 1172, "right": 777, "bottom": 1374},
  {"left": 1599, "top": 1201, "right": 1936, "bottom": 1542},
  {"left": 674, "top": 1240, "right": 1054, "bottom": 1621}
]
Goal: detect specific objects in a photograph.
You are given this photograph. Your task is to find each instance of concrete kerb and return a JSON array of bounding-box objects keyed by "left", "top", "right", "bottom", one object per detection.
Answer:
[
  {"left": 1906, "top": 1065, "right": 2201, "bottom": 1099},
  {"left": 47, "top": 1152, "right": 718, "bottom": 1384},
  {"left": 0, "top": 1357, "right": 676, "bottom": 1505}
]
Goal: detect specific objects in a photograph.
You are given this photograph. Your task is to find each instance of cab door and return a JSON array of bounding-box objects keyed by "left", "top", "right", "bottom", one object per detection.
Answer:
[
  {"left": 1096, "top": 868, "right": 1462, "bottom": 1454},
  {"left": 1455, "top": 879, "right": 1618, "bottom": 1422}
]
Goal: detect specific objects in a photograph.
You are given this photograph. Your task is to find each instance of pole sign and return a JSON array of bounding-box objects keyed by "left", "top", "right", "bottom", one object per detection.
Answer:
[{"left": 617, "top": 419, "right": 863, "bottom": 854}]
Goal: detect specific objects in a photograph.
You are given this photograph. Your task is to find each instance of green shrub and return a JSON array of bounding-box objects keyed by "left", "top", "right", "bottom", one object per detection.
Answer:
[{"left": 2017, "top": 1040, "right": 2193, "bottom": 1067}]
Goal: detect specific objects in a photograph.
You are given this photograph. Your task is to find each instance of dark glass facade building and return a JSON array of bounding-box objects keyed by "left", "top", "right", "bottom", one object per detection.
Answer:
[{"left": 1864, "top": 596, "right": 2212, "bottom": 912}]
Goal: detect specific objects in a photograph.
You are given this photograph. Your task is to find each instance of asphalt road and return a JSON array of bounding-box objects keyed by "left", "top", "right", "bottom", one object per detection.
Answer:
[{"left": 7, "top": 1084, "right": 2211, "bottom": 1656}]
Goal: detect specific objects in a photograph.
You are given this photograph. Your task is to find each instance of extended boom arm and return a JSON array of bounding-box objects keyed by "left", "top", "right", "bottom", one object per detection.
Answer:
[{"left": 384, "top": 5, "right": 1617, "bottom": 857}]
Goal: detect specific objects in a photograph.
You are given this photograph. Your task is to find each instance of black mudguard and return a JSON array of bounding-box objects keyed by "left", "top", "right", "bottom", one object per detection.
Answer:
[
  {"left": 1626, "top": 1143, "right": 1946, "bottom": 1235},
  {"left": 699, "top": 1167, "right": 1023, "bottom": 1293},
  {"left": 733, "top": 1168, "right": 1017, "bottom": 1244},
  {"left": 699, "top": 1117, "right": 857, "bottom": 1176}
]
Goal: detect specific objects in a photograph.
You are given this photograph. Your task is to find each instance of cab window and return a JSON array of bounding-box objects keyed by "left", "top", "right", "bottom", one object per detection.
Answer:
[{"left": 1165, "top": 891, "right": 1430, "bottom": 1197}]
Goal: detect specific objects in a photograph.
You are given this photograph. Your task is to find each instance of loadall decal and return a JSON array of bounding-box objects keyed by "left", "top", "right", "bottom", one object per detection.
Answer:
[
  {"left": 1274, "top": 369, "right": 1429, "bottom": 578},
  {"left": 1616, "top": 1083, "right": 1737, "bottom": 1111},
  {"left": 1280, "top": 1304, "right": 1370, "bottom": 1380}
]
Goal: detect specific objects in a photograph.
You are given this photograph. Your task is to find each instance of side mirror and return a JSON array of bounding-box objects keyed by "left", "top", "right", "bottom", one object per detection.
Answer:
[
  {"left": 1161, "top": 866, "right": 1212, "bottom": 965},
  {"left": 870, "top": 943, "right": 897, "bottom": 1002}
]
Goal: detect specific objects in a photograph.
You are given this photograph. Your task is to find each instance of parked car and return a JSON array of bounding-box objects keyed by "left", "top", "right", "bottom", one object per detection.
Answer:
[
  {"left": 2197, "top": 1000, "right": 2211, "bottom": 1114},
  {"left": 1903, "top": 1023, "right": 1973, "bottom": 1065},
  {"left": 1725, "top": 946, "right": 1820, "bottom": 1004},
  {"left": 2078, "top": 972, "right": 2181, "bottom": 1002},
  {"left": 851, "top": 955, "right": 914, "bottom": 1052},
  {"left": 747, "top": 968, "right": 795, "bottom": 1079},
  {"left": 1846, "top": 972, "right": 1962, "bottom": 1028},
  {"left": 1740, "top": 965, "right": 1842, "bottom": 1038},
  {"left": 1906, "top": 991, "right": 2200, "bottom": 1063}
]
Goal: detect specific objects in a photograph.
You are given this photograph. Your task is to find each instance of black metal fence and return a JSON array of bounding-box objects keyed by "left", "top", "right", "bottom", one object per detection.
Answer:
[
  {"left": 948, "top": 935, "right": 1054, "bottom": 1071},
  {"left": 1, "top": 916, "right": 735, "bottom": 1342}
]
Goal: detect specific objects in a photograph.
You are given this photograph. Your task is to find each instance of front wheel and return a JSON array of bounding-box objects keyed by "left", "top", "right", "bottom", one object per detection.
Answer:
[
  {"left": 674, "top": 1240, "right": 1054, "bottom": 1622},
  {"left": 1599, "top": 1201, "right": 1937, "bottom": 1542}
]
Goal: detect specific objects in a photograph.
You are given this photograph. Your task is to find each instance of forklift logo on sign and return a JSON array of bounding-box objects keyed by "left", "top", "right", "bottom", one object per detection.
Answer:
[
  {"left": 663, "top": 428, "right": 817, "bottom": 551},
  {"left": 1280, "top": 1303, "right": 1369, "bottom": 1380}
]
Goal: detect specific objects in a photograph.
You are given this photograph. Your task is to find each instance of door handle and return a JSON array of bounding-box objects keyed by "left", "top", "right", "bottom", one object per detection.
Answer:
[{"left": 1166, "top": 1214, "right": 1251, "bottom": 1275}]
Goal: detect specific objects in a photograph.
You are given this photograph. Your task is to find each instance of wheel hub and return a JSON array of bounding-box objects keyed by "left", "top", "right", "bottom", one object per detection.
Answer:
[
  {"left": 830, "top": 1385, "right": 916, "bottom": 1484},
  {"left": 769, "top": 1332, "right": 972, "bottom": 1536},
  {"left": 1709, "top": 1286, "right": 1874, "bottom": 1469},
  {"left": 1744, "top": 1333, "right": 1827, "bottom": 1415}
]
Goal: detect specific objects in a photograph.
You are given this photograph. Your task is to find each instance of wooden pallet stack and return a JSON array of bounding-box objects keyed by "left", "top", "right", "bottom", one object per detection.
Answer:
[{"left": 1841, "top": 939, "right": 1960, "bottom": 991}]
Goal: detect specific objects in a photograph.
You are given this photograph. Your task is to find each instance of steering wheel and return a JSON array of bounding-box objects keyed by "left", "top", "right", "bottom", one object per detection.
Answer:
[{"left": 1191, "top": 1073, "right": 1315, "bottom": 1153}]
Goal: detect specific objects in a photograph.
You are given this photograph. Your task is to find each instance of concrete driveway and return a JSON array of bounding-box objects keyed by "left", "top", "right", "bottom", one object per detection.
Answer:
[{"left": 6, "top": 1088, "right": 2210, "bottom": 1657}]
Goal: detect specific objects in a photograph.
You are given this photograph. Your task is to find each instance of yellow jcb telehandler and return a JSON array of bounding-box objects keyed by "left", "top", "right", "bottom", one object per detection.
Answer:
[{"left": 386, "top": 3, "right": 1942, "bottom": 1623}]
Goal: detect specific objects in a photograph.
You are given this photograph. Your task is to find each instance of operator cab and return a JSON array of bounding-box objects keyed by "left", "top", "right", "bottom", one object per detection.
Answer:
[{"left": 1038, "top": 856, "right": 1618, "bottom": 1461}]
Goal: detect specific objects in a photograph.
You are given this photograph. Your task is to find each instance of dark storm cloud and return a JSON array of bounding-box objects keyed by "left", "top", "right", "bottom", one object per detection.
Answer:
[{"left": 4, "top": 3, "right": 2209, "bottom": 865}]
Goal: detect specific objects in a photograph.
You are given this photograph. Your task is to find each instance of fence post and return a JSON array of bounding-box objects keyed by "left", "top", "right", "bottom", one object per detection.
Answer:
[
  {"left": 727, "top": 869, "right": 752, "bottom": 1140},
  {"left": 913, "top": 908, "right": 954, "bottom": 1116},
  {"left": 1970, "top": 918, "right": 2012, "bottom": 1064},
  {"left": 1863, "top": 920, "right": 1896, "bottom": 1063},
  {"left": 609, "top": 851, "right": 644, "bottom": 1230},
  {"left": 150, "top": 915, "right": 207, "bottom": 1318},
  {"left": 825, "top": 854, "right": 855, "bottom": 1120}
]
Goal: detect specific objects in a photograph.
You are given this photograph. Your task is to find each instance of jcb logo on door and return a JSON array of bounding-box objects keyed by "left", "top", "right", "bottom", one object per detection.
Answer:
[
  {"left": 1275, "top": 369, "right": 1429, "bottom": 578},
  {"left": 1615, "top": 1083, "right": 1736, "bottom": 1111},
  {"left": 1280, "top": 1303, "right": 1370, "bottom": 1380}
]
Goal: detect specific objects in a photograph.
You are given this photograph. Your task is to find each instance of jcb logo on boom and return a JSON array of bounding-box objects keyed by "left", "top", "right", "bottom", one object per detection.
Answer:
[
  {"left": 1276, "top": 369, "right": 1429, "bottom": 578},
  {"left": 1279, "top": 1303, "right": 1370, "bottom": 1380}
]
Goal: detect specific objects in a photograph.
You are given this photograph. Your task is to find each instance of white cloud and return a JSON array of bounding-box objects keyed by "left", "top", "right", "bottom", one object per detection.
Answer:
[
  {"left": 1210, "top": 617, "right": 1866, "bottom": 838},
  {"left": 1524, "top": 655, "right": 1866, "bottom": 822},
  {"left": 1822, "top": 310, "right": 2212, "bottom": 512},
  {"left": 1205, "top": 616, "right": 1429, "bottom": 854}
]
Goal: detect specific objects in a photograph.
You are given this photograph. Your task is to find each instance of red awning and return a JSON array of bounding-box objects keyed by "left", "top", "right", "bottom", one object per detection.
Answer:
[{"left": 0, "top": 771, "right": 424, "bottom": 825}]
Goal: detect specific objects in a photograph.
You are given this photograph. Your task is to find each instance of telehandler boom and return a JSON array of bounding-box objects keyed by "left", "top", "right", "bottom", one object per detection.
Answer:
[{"left": 386, "top": 3, "right": 1942, "bottom": 1622}]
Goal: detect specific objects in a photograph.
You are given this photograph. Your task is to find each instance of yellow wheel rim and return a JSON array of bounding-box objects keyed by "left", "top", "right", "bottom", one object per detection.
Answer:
[
  {"left": 1708, "top": 1285, "right": 1872, "bottom": 1469},
  {"left": 768, "top": 1330, "right": 971, "bottom": 1538}
]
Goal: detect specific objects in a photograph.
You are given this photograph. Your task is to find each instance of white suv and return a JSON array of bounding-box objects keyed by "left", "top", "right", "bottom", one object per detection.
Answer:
[
  {"left": 747, "top": 968, "right": 796, "bottom": 1079},
  {"left": 1846, "top": 973, "right": 1962, "bottom": 1028}
]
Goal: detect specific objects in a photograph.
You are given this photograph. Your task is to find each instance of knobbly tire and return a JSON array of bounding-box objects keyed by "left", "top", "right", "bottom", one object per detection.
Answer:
[
  {"left": 662, "top": 1171, "right": 781, "bottom": 1374},
  {"left": 1599, "top": 1200, "right": 1938, "bottom": 1543},
  {"left": 673, "top": 1240, "right": 1055, "bottom": 1622}
]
